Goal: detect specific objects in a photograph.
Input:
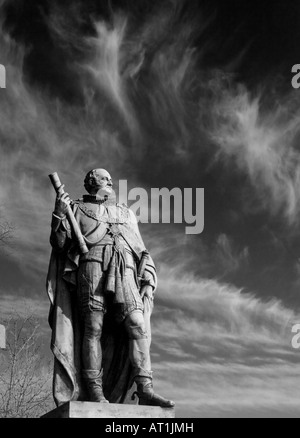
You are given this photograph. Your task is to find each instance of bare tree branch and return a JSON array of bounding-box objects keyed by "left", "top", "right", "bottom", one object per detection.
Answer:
[{"left": 0, "top": 314, "right": 55, "bottom": 418}]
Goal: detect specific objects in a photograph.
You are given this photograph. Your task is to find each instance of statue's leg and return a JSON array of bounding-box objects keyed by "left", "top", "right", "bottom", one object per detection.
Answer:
[
  {"left": 124, "top": 310, "right": 175, "bottom": 408},
  {"left": 78, "top": 261, "right": 108, "bottom": 403},
  {"left": 82, "top": 311, "right": 108, "bottom": 403},
  {"left": 82, "top": 310, "right": 104, "bottom": 371}
]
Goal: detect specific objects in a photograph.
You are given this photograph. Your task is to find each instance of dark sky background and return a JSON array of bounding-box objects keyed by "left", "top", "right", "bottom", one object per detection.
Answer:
[{"left": 1, "top": 0, "right": 300, "bottom": 417}]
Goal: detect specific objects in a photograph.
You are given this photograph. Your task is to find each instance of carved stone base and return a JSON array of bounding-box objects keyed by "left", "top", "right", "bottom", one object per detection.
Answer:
[{"left": 41, "top": 402, "right": 175, "bottom": 418}]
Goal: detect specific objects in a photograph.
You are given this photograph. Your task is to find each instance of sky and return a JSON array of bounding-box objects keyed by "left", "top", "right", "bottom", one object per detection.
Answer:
[{"left": 1, "top": 0, "right": 300, "bottom": 418}]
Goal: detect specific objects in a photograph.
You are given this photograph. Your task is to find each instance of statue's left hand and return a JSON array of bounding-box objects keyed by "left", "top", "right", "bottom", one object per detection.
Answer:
[{"left": 140, "top": 285, "right": 154, "bottom": 301}]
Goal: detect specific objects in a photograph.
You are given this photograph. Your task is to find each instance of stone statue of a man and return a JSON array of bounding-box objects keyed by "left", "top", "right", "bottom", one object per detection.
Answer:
[{"left": 47, "top": 169, "right": 174, "bottom": 408}]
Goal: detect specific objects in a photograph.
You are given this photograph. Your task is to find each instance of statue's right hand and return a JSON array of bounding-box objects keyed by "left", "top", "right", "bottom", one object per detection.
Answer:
[{"left": 54, "top": 185, "right": 71, "bottom": 218}]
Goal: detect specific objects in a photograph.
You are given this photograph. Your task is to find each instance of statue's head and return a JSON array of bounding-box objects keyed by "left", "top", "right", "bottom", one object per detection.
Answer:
[{"left": 84, "top": 169, "right": 113, "bottom": 196}]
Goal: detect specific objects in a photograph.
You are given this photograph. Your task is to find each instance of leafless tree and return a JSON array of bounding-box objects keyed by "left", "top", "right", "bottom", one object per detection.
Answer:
[{"left": 0, "top": 314, "right": 55, "bottom": 418}]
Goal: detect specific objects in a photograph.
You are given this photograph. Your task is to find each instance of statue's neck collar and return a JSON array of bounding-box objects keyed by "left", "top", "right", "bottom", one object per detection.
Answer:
[{"left": 82, "top": 194, "right": 116, "bottom": 206}]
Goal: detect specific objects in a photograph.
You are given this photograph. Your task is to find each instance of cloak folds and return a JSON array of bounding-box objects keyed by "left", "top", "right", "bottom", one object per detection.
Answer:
[{"left": 46, "top": 207, "right": 156, "bottom": 407}]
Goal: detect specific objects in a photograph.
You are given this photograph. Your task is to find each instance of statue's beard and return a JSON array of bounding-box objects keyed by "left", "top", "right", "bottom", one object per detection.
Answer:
[{"left": 91, "top": 185, "right": 113, "bottom": 195}]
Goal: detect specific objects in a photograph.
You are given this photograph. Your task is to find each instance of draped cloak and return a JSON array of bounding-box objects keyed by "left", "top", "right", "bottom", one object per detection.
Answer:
[{"left": 46, "top": 203, "right": 157, "bottom": 406}]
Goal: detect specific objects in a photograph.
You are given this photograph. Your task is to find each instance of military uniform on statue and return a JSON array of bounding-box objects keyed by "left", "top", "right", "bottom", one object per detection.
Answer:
[{"left": 47, "top": 169, "right": 174, "bottom": 409}]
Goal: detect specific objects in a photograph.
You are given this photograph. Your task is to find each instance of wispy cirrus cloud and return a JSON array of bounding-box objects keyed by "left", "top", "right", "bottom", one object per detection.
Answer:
[
  {"left": 208, "top": 78, "right": 300, "bottom": 226},
  {"left": 149, "top": 267, "right": 299, "bottom": 417},
  {"left": 154, "top": 361, "right": 300, "bottom": 418}
]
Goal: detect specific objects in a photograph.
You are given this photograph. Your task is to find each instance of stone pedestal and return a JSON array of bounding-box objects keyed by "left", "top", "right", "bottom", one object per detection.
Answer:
[{"left": 41, "top": 402, "right": 175, "bottom": 419}]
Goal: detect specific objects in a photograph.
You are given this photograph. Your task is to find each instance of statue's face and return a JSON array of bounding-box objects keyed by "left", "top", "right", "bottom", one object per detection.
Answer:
[{"left": 84, "top": 169, "right": 113, "bottom": 196}]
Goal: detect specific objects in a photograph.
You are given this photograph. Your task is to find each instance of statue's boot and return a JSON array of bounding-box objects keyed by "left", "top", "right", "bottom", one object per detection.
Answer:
[
  {"left": 82, "top": 369, "right": 109, "bottom": 403},
  {"left": 133, "top": 376, "right": 175, "bottom": 408},
  {"left": 129, "top": 337, "right": 174, "bottom": 408}
]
